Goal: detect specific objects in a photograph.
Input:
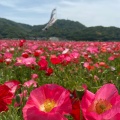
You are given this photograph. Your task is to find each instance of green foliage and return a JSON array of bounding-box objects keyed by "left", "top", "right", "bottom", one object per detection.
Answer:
[{"left": 0, "top": 106, "right": 23, "bottom": 120}]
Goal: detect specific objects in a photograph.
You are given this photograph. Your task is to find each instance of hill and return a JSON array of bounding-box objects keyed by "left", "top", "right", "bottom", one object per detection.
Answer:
[
  {"left": 0, "top": 17, "right": 120, "bottom": 41},
  {"left": 31, "top": 19, "right": 86, "bottom": 39},
  {"left": 77, "top": 26, "right": 120, "bottom": 41},
  {"left": 0, "top": 18, "right": 32, "bottom": 39}
]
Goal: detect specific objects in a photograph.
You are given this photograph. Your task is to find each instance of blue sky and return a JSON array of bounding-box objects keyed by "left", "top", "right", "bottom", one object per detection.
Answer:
[{"left": 0, "top": 0, "right": 120, "bottom": 27}]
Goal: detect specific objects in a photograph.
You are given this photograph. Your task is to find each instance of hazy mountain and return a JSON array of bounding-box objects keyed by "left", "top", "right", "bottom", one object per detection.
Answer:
[{"left": 0, "top": 17, "right": 120, "bottom": 41}]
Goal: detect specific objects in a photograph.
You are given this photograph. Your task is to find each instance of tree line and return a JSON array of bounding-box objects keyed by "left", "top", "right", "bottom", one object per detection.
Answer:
[{"left": 0, "top": 17, "right": 120, "bottom": 41}]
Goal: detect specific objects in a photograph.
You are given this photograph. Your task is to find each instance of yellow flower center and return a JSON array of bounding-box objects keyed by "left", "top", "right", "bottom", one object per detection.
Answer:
[
  {"left": 18, "top": 59, "right": 22, "bottom": 63},
  {"left": 40, "top": 99, "right": 56, "bottom": 112},
  {"left": 95, "top": 99, "right": 112, "bottom": 114}
]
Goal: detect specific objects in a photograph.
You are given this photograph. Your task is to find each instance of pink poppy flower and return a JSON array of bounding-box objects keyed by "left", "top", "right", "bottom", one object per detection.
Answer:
[
  {"left": 23, "top": 80, "right": 37, "bottom": 88},
  {"left": 22, "top": 57, "right": 37, "bottom": 67},
  {"left": 4, "top": 80, "right": 20, "bottom": 94},
  {"left": 38, "top": 58, "right": 48, "bottom": 70},
  {"left": 40, "top": 56, "right": 46, "bottom": 60},
  {"left": 62, "top": 48, "right": 69, "bottom": 54},
  {"left": 9, "top": 47, "right": 15, "bottom": 53},
  {"left": 3, "top": 52, "right": 13, "bottom": 59},
  {"left": 4, "top": 58, "right": 12, "bottom": 65},
  {"left": 83, "top": 62, "right": 94, "bottom": 71},
  {"left": 86, "top": 46, "right": 99, "bottom": 54},
  {"left": 83, "top": 62, "right": 90, "bottom": 68},
  {"left": 81, "top": 84, "right": 120, "bottom": 120},
  {"left": 14, "top": 57, "right": 25, "bottom": 66},
  {"left": 31, "top": 74, "right": 38, "bottom": 80},
  {"left": 108, "top": 56, "right": 115, "bottom": 61},
  {"left": 23, "top": 84, "right": 72, "bottom": 120},
  {"left": 70, "top": 52, "right": 80, "bottom": 59},
  {"left": 58, "top": 54, "right": 71, "bottom": 66}
]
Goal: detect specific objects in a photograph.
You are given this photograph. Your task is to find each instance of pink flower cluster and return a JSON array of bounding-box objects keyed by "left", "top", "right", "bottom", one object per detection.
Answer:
[
  {"left": 1, "top": 79, "right": 120, "bottom": 120},
  {"left": 22, "top": 83, "right": 120, "bottom": 120},
  {"left": 81, "top": 84, "right": 120, "bottom": 120}
]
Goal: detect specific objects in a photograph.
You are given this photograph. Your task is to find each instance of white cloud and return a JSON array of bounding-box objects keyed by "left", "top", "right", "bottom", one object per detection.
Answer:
[
  {"left": 0, "top": 0, "right": 120, "bottom": 27},
  {"left": 0, "top": 1, "right": 16, "bottom": 8},
  {"left": 57, "top": 0, "right": 120, "bottom": 27}
]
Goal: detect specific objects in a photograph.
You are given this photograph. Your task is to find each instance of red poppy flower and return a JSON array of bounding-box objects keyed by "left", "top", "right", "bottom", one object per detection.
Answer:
[
  {"left": 0, "top": 84, "right": 13, "bottom": 112},
  {"left": 45, "top": 67, "right": 53, "bottom": 76},
  {"left": 50, "top": 55, "right": 61, "bottom": 65}
]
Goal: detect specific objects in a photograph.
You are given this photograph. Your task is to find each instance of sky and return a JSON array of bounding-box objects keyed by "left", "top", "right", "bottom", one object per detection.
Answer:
[{"left": 0, "top": 0, "right": 120, "bottom": 28}]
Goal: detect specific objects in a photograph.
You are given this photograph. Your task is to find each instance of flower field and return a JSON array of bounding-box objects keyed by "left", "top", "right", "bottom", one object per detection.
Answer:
[{"left": 0, "top": 39, "right": 120, "bottom": 120}]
